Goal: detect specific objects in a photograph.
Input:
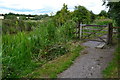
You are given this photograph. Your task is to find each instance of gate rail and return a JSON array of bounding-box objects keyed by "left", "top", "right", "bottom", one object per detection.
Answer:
[{"left": 74, "top": 23, "right": 118, "bottom": 45}]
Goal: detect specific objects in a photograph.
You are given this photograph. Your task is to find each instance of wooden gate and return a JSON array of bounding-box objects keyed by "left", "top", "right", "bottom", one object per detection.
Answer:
[{"left": 74, "top": 23, "right": 118, "bottom": 45}]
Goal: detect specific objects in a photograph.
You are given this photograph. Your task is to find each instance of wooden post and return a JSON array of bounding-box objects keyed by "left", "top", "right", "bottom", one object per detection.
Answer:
[
  {"left": 77, "top": 23, "right": 79, "bottom": 38},
  {"left": 107, "top": 23, "right": 113, "bottom": 45},
  {"left": 80, "top": 23, "right": 82, "bottom": 39},
  {"left": 77, "top": 22, "right": 80, "bottom": 39}
]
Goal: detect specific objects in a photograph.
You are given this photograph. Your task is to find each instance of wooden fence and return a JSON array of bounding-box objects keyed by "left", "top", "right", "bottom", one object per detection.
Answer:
[{"left": 74, "top": 23, "right": 119, "bottom": 45}]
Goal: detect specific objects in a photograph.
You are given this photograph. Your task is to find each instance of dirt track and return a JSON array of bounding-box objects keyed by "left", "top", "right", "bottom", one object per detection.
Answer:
[{"left": 58, "top": 41, "right": 115, "bottom": 78}]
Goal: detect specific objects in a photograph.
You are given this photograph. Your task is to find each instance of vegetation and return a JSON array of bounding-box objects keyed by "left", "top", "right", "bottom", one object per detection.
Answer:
[
  {"left": 25, "top": 41, "right": 83, "bottom": 78},
  {"left": 2, "top": 18, "right": 77, "bottom": 78},
  {"left": 54, "top": 3, "right": 71, "bottom": 26},
  {"left": 72, "top": 5, "right": 91, "bottom": 24},
  {"left": 90, "top": 11, "right": 96, "bottom": 22},
  {"left": 4, "top": 12, "right": 49, "bottom": 20},
  {"left": 103, "top": 45, "right": 120, "bottom": 78},
  {"left": 102, "top": 1, "right": 120, "bottom": 78},
  {"left": 2, "top": 19, "right": 39, "bottom": 34},
  {"left": 104, "top": 1, "right": 120, "bottom": 43},
  {"left": 2, "top": 2, "right": 115, "bottom": 78},
  {"left": 98, "top": 10, "right": 108, "bottom": 19}
]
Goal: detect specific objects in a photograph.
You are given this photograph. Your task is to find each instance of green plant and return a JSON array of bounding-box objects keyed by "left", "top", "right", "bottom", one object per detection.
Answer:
[
  {"left": 2, "top": 19, "right": 76, "bottom": 78},
  {"left": 25, "top": 41, "right": 83, "bottom": 78}
]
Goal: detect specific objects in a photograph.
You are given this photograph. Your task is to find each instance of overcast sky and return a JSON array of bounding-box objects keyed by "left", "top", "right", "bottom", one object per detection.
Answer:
[{"left": 0, "top": 0, "right": 109, "bottom": 15}]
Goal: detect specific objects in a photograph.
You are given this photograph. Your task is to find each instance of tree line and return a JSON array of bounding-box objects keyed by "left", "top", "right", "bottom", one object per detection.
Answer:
[
  {"left": 3, "top": 12, "right": 49, "bottom": 20},
  {"left": 2, "top": 4, "right": 108, "bottom": 22}
]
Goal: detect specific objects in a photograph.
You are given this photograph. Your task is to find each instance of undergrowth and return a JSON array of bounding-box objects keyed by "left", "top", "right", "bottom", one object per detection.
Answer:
[
  {"left": 2, "top": 19, "right": 76, "bottom": 78},
  {"left": 24, "top": 41, "right": 83, "bottom": 78}
]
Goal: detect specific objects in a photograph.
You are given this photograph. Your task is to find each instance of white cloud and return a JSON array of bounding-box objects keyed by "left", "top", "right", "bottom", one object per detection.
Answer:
[{"left": 0, "top": 0, "right": 108, "bottom": 14}]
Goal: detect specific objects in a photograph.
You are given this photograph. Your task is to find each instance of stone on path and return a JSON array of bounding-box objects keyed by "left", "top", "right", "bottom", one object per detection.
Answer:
[{"left": 96, "top": 42, "right": 106, "bottom": 49}]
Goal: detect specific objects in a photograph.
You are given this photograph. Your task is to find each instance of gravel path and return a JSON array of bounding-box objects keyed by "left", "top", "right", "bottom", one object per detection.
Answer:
[{"left": 58, "top": 40, "right": 115, "bottom": 78}]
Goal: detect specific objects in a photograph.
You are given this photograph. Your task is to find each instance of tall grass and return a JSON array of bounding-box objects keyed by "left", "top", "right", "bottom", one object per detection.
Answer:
[{"left": 2, "top": 19, "right": 76, "bottom": 78}]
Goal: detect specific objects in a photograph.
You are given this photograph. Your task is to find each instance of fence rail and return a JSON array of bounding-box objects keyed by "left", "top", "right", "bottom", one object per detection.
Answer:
[
  {"left": 82, "top": 25, "right": 107, "bottom": 27},
  {"left": 74, "top": 23, "right": 119, "bottom": 45}
]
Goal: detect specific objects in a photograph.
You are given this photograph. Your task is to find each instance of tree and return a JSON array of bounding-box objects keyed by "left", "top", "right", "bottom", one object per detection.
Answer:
[
  {"left": 72, "top": 5, "right": 91, "bottom": 24},
  {"left": 5, "top": 15, "right": 17, "bottom": 20},
  {"left": 90, "top": 11, "right": 96, "bottom": 22},
  {"left": 103, "top": 1, "right": 120, "bottom": 43},
  {"left": 98, "top": 10, "right": 108, "bottom": 18},
  {"left": 54, "top": 3, "right": 70, "bottom": 26}
]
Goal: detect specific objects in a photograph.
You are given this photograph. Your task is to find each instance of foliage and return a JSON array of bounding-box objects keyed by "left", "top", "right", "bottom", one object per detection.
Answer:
[
  {"left": 25, "top": 41, "right": 83, "bottom": 78},
  {"left": 102, "top": 1, "right": 120, "bottom": 78},
  {"left": 2, "top": 3, "right": 100, "bottom": 78},
  {"left": 54, "top": 3, "right": 71, "bottom": 26},
  {"left": 103, "top": 45, "right": 120, "bottom": 78},
  {"left": 4, "top": 15, "right": 17, "bottom": 20},
  {"left": 2, "top": 19, "right": 76, "bottom": 78},
  {"left": 103, "top": 1, "right": 120, "bottom": 43},
  {"left": 90, "top": 11, "right": 96, "bottom": 22},
  {"left": 4, "top": 12, "right": 49, "bottom": 20},
  {"left": 72, "top": 5, "right": 91, "bottom": 24},
  {"left": 98, "top": 10, "right": 108, "bottom": 18},
  {"left": 2, "top": 20, "right": 39, "bottom": 34}
]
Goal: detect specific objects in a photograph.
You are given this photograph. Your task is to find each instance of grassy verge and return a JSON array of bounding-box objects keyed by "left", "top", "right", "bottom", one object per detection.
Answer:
[
  {"left": 103, "top": 44, "right": 120, "bottom": 78},
  {"left": 24, "top": 41, "right": 83, "bottom": 78}
]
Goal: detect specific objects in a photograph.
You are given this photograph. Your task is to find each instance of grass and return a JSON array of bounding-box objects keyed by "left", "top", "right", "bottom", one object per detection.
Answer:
[
  {"left": 24, "top": 41, "right": 83, "bottom": 78},
  {"left": 2, "top": 19, "right": 76, "bottom": 78},
  {"left": 103, "top": 44, "right": 120, "bottom": 78},
  {"left": 2, "top": 18, "right": 114, "bottom": 78}
]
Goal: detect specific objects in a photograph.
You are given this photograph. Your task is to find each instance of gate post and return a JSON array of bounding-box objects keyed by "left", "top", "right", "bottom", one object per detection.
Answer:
[
  {"left": 80, "top": 23, "right": 82, "bottom": 39},
  {"left": 107, "top": 23, "right": 113, "bottom": 45},
  {"left": 77, "top": 21, "right": 80, "bottom": 39}
]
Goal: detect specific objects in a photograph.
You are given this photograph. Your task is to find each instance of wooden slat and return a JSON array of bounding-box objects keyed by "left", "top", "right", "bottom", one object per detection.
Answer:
[
  {"left": 83, "top": 39, "right": 106, "bottom": 42},
  {"left": 76, "top": 25, "right": 107, "bottom": 28},
  {"left": 84, "top": 25, "right": 107, "bottom": 27},
  {"left": 82, "top": 28, "right": 105, "bottom": 39},
  {"left": 83, "top": 32, "right": 92, "bottom": 34},
  {"left": 113, "top": 27, "right": 120, "bottom": 29},
  {"left": 84, "top": 28, "right": 101, "bottom": 31},
  {"left": 102, "top": 30, "right": 108, "bottom": 31}
]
